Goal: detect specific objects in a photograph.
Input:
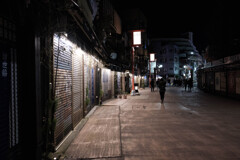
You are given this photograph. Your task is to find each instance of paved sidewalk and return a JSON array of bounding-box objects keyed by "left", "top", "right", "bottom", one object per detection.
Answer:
[{"left": 59, "top": 87, "right": 240, "bottom": 160}]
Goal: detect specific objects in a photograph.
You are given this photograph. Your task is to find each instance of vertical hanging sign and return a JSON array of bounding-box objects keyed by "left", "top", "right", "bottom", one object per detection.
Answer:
[{"left": 133, "top": 31, "right": 141, "bottom": 46}]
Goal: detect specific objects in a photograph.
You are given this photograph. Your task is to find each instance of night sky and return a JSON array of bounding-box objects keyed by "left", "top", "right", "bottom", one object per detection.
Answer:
[{"left": 111, "top": 0, "right": 219, "bottom": 53}]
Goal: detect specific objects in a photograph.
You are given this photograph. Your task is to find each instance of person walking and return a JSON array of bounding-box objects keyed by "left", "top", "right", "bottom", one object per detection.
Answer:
[
  {"left": 151, "top": 78, "right": 155, "bottom": 92},
  {"left": 158, "top": 78, "right": 166, "bottom": 103},
  {"left": 156, "top": 78, "right": 160, "bottom": 91},
  {"left": 183, "top": 78, "right": 187, "bottom": 91},
  {"left": 188, "top": 78, "right": 193, "bottom": 91}
]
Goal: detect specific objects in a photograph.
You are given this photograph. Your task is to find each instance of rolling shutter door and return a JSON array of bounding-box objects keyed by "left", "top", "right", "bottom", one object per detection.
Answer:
[
  {"left": 53, "top": 34, "right": 73, "bottom": 146},
  {"left": 72, "top": 50, "right": 83, "bottom": 127}
]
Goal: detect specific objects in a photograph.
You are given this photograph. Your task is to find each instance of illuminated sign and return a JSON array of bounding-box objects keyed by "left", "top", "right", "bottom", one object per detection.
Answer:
[
  {"left": 150, "top": 61, "right": 156, "bottom": 73},
  {"left": 133, "top": 31, "right": 141, "bottom": 46},
  {"left": 150, "top": 53, "right": 155, "bottom": 62}
]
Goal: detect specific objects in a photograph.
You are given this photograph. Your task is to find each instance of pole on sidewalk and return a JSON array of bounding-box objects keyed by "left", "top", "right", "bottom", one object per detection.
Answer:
[
  {"left": 149, "top": 60, "right": 151, "bottom": 87},
  {"left": 131, "top": 46, "right": 135, "bottom": 96}
]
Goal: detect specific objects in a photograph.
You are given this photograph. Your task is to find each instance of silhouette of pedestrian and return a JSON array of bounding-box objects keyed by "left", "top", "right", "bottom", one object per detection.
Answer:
[
  {"left": 158, "top": 78, "right": 166, "bottom": 103},
  {"left": 183, "top": 79, "right": 187, "bottom": 91},
  {"left": 156, "top": 78, "right": 160, "bottom": 91},
  {"left": 188, "top": 78, "right": 193, "bottom": 91},
  {"left": 151, "top": 78, "right": 155, "bottom": 92}
]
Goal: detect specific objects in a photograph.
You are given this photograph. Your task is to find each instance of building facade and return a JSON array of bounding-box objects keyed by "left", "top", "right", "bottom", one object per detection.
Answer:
[
  {"left": 197, "top": 53, "right": 240, "bottom": 99},
  {"left": 0, "top": 0, "right": 145, "bottom": 159},
  {"left": 149, "top": 36, "right": 202, "bottom": 84}
]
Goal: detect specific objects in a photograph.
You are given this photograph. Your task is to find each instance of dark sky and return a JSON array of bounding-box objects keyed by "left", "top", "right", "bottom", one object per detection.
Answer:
[{"left": 111, "top": 0, "right": 219, "bottom": 52}]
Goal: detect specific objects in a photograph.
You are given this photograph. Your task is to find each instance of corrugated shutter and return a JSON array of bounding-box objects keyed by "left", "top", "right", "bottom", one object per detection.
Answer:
[
  {"left": 117, "top": 72, "right": 121, "bottom": 93},
  {"left": 108, "top": 70, "right": 112, "bottom": 98},
  {"left": 9, "top": 48, "right": 19, "bottom": 148},
  {"left": 84, "top": 55, "right": 89, "bottom": 113},
  {"left": 220, "top": 72, "right": 226, "bottom": 92},
  {"left": 215, "top": 72, "right": 220, "bottom": 91},
  {"left": 102, "top": 69, "right": 109, "bottom": 100},
  {"left": 72, "top": 49, "right": 83, "bottom": 127},
  {"left": 0, "top": 46, "right": 10, "bottom": 159},
  {"left": 53, "top": 34, "right": 73, "bottom": 146},
  {"left": 0, "top": 46, "right": 19, "bottom": 159},
  {"left": 228, "top": 71, "right": 236, "bottom": 95},
  {"left": 0, "top": 17, "right": 19, "bottom": 158},
  {"left": 236, "top": 71, "right": 240, "bottom": 95},
  {"left": 91, "top": 67, "right": 95, "bottom": 105}
]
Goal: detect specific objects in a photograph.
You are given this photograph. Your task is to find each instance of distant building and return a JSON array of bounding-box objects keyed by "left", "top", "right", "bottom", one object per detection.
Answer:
[
  {"left": 149, "top": 33, "right": 202, "bottom": 83},
  {"left": 155, "top": 43, "right": 179, "bottom": 77}
]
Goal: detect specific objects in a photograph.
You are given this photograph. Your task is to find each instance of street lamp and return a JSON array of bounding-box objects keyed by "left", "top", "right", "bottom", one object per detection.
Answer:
[{"left": 131, "top": 30, "right": 142, "bottom": 95}]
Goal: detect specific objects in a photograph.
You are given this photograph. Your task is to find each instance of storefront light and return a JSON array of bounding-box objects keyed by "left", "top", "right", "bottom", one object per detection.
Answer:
[{"left": 76, "top": 48, "right": 83, "bottom": 55}]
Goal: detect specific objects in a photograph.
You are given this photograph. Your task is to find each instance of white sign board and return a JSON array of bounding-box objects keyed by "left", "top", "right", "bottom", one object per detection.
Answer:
[{"left": 133, "top": 31, "right": 141, "bottom": 46}]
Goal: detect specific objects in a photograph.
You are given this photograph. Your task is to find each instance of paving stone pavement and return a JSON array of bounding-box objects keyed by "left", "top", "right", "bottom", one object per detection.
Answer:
[{"left": 62, "top": 87, "right": 240, "bottom": 160}]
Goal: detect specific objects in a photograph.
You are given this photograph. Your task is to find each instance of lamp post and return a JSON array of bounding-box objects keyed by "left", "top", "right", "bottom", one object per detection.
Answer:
[
  {"left": 130, "top": 30, "right": 142, "bottom": 95},
  {"left": 131, "top": 46, "right": 135, "bottom": 95}
]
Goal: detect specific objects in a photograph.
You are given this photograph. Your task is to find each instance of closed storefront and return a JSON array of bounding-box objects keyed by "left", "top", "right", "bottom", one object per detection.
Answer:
[
  {"left": 206, "top": 72, "right": 215, "bottom": 92},
  {"left": 102, "top": 68, "right": 112, "bottom": 100},
  {"left": 90, "top": 67, "right": 95, "bottom": 105},
  {"left": 72, "top": 48, "right": 84, "bottom": 128},
  {"left": 0, "top": 46, "right": 18, "bottom": 158},
  {"left": 83, "top": 54, "right": 100, "bottom": 113},
  {"left": 53, "top": 34, "right": 73, "bottom": 145},
  {"left": 215, "top": 72, "right": 220, "bottom": 91},
  {"left": 121, "top": 73, "right": 125, "bottom": 93},
  {"left": 220, "top": 72, "right": 227, "bottom": 93},
  {"left": 236, "top": 71, "right": 240, "bottom": 95},
  {"left": 227, "top": 71, "right": 236, "bottom": 96},
  {"left": 198, "top": 54, "right": 240, "bottom": 99},
  {"left": 0, "top": 17, "right": 19, "bottom": 159},
  {"left": 83, "top": 54, "right": 94, "bottom": 113},
  {"left": 117, "top": 72, "right": 121, "bottom": 93},
  {"left": 124, "top": 73, "right": 130, "bottom": 93}
]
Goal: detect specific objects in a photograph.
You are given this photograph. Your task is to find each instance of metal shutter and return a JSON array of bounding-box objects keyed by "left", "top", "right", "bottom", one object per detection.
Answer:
[{"left": 53, "top": 34, "right": 73, "bottom": 146}]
